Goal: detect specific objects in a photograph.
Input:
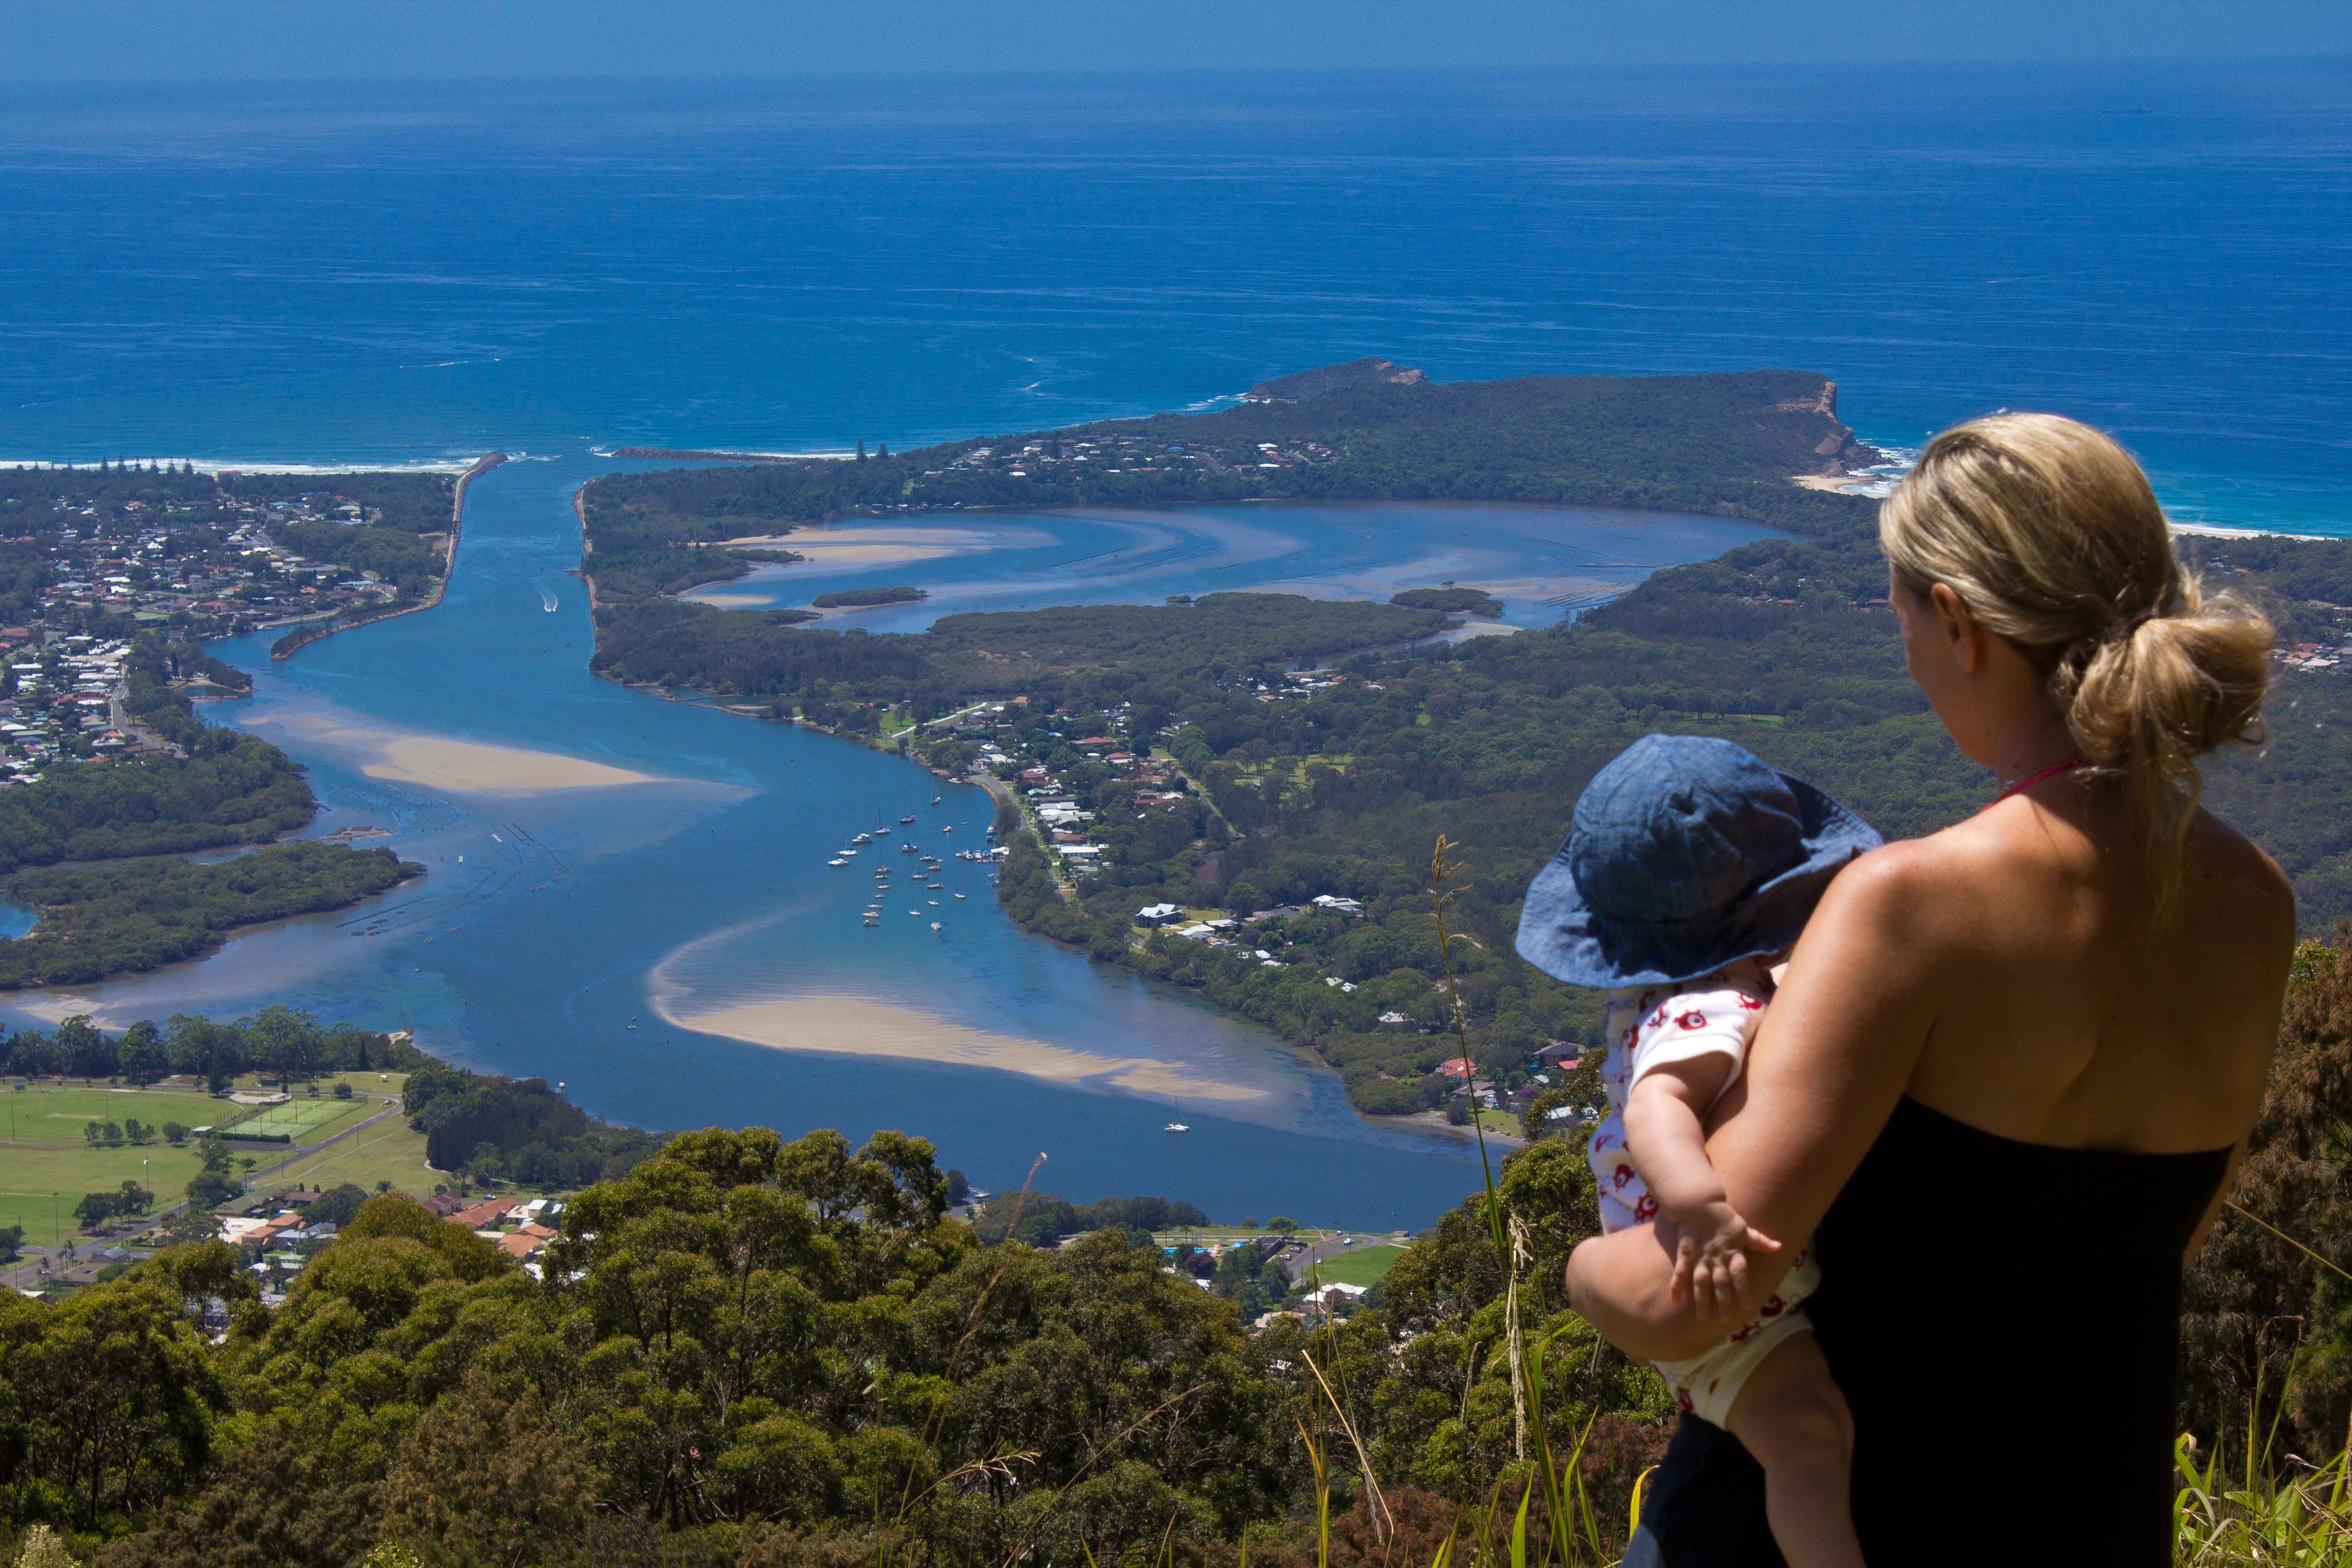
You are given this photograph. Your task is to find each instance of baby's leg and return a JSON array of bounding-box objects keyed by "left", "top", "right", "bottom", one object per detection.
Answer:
[{"left": 1721, "top": 1330, "right": 1863, "bottom": 1568}]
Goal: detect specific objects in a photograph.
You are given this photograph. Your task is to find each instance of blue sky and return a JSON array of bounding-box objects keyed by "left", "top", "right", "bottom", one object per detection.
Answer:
[{"left": 2, "top": 0, "right": 2347, "bottom": 78}]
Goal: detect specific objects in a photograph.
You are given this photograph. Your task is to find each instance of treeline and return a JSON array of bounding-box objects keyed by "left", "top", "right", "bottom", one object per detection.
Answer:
[
  {"left": 578, "top": 368, "right": 1882, "bottom": 540},
  {"left": 401, "top": 1060, "right": 667, "bottom": 1188},
  {"left": 0, "top": 1004, "right": 427, "bottom": 1087},
  {"left": 0, "top": 842, "right": 421, "bottom": 988},
  {"left": 969, "top": 1189, "right": 1210, "bottom": 1246},
  {"left": 590, "top": 592, "right": 1449, "bottom": 709}
]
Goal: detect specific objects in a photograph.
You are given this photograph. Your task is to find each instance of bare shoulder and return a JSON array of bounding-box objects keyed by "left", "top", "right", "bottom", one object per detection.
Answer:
[
  {"left": 1813, "top": 822, "right": 2001, "bottom": 933},
  {"left": 2185, "top": 807, "right": 2297, "bottom": 953}
]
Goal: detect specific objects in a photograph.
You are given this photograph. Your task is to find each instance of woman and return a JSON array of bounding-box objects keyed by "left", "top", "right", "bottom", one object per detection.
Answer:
[{"left": 1563, "top": 413, "right": 2297, "bottom": 1565}]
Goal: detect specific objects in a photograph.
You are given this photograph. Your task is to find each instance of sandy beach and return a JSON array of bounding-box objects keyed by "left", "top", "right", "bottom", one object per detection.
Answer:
[
  {"left": 259, "top": 712, "right": 670, "bottom": 794},
  {"left": 655, "top": 992, "right": 1270, "bottom": 1103}
]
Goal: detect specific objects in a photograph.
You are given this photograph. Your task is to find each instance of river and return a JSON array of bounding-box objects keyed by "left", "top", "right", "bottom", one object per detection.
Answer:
[{"left": 0, "top": 453, "right": 1771, "bottom": 1228}]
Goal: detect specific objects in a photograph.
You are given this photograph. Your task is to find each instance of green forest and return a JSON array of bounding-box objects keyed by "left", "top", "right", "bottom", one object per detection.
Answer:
[
  {"left": 0, "top": 931, "right": 2347, "bottom": 1566},
  {"left": 0, "top": 842, "right": 420, "bottom": 988}
]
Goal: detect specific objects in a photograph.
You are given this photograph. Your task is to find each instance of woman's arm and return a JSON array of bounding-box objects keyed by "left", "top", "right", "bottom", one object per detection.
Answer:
[{"left": 1568, "top": 845, "right": 1950, "bottom": 1361}]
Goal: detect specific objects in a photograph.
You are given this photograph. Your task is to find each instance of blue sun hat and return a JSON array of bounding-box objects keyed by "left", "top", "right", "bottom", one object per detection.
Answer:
[{"left": 1515, "top": 734, "right": 1882, "bottom": 990}]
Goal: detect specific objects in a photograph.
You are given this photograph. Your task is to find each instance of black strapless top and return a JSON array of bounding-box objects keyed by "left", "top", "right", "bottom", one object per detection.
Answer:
[{"left": 1624, "top": 1097, "right": 2231, "bottom": 1568}]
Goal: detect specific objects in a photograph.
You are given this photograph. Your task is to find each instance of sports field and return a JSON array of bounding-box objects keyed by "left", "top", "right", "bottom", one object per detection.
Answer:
[
  {"left": 0, "top": 1074, "right": 412, "bottom": 1245},
  {"left": 1301, "top": 1244, "right": 1406, "bottom": 1289},
  {"left": 226, "top": 1097, "right": 372, "bottom": 1142},
  {"left": 0, "top": 1083, "right": 223, "bottom": 1246}
]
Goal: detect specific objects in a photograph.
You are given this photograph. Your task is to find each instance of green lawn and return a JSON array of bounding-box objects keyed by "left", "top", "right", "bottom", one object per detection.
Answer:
[
  {"left": 250, "top": 1113, "right": 434, "bottom": 1203},
  {"left": 1300, "top": 1244, "right": 1406, "bottom": 1289},
  {"left": 0, "top": 1076, "right": 412, "bottom": 1244},
  {"left": 0, "top": 1082, "right": 221, "bottom": 1245}
]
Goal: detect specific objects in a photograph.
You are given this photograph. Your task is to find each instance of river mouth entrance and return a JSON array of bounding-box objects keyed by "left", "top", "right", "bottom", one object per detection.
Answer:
[{"left": 0, "top": 454, "right": 1772, "bottom": 1227}]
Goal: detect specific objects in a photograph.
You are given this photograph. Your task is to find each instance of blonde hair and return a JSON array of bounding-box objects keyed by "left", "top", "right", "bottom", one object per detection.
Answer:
[{"left": 1878, "top": 413, "right": 2273, "bottom": 915}]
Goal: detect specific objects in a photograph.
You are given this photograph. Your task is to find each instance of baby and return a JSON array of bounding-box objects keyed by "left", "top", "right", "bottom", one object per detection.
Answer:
[{"left": 1516, "top": 734, "right": 1882, "bottom": 1568}]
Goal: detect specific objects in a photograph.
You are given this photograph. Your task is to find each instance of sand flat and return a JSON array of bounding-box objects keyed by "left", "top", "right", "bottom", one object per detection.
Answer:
[
  {"left": 260, "top": 712, "right": 669, "bottom": 795},
  {"left": 657, "top": 993, "right": 1268, "bottom": 1102},
  {"left": 363, "top": 734, "right": 662, "bottom": 794},
  {"left": 720, "top": 523, "right": 1055, "bottom": 571}
]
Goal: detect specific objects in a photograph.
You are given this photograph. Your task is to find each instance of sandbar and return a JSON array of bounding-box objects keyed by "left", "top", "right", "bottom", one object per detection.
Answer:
[
  {"left": 656, "top": 992, "right": 1268, "bottom": 1103},
  {"left": 719, "top": 523, "right": 1055, "bottom": 572},
  {"left": 259, "top": 712, "right": 669, "bottom": 795}
]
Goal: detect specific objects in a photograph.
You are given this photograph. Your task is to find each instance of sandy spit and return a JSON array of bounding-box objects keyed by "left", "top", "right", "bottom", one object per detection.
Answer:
[
  {"left": 263, "top": 713, "right": 669, "bottom": 795},
  {"left": 654, "top": 992, "right": 1269, "bottom": 1103}
]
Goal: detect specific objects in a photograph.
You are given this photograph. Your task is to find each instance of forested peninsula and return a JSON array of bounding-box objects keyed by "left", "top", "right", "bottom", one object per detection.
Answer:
[
  {"left": 574, "top": 364, "right": 2352, "bottom": 1126},
  {"left": 577, "top": 363, "right": 1885, "bottom": 605}
]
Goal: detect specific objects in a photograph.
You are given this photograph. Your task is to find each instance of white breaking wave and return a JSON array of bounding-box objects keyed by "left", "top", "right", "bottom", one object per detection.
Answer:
[{"left": 0, "top": 455, "right": 482, "bottom": 476}]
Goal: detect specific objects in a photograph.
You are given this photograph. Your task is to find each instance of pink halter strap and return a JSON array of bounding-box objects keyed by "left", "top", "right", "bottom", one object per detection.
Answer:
[{"left": 1985, "top": 756, "right": 2088, "bottom": 810}]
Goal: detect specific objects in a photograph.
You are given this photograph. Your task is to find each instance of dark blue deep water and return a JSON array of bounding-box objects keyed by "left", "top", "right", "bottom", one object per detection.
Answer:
[{"left": 0, "top": 64, "right": 2344, "bottom": 1223}]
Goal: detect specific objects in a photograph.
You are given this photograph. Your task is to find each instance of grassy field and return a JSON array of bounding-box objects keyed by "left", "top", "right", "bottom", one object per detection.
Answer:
[
  {"left": 0, "top": 1083, "right": 227, "bottom": 1245},
  {"left": 249, "top": 1112, "right": 434, "bottom": 1203},
  {"left": 0, "top": 1074, "right": 412, "bottom": 1244},
  {"left": 1300, "top": 1243, "right": 1406, "bottom": 1288}
]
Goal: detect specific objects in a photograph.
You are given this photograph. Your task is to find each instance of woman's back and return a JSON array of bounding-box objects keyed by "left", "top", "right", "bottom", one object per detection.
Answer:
[
  {"left": 1888, "top": 787, "right": 2291, "bottom": 1155},
  {"left": 1811, "top": 1098, "right": 2230, "bottom": 1564}
]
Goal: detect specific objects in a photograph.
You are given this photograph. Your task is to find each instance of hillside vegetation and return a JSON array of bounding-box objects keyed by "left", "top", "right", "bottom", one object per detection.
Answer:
[{"left": 0, "top": 932, "right": 2345, "bottom": 1564}]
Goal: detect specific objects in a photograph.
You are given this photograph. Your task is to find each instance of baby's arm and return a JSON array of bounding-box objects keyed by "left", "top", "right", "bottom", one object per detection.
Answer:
[{"left": 1623, "top": 1057, "right": 1782, "bottom": 1318}]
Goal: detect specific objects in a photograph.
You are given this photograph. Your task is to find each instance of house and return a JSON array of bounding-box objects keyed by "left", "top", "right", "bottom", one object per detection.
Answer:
[
  {"left": 446, "top": 1197, "right": 515, "bottom": 1229},
  {"left": 422, "top": 1191, "right": 468, "bottom": 1218},
  {"left": 497, "top": 1223, "right": 557, "bottom": 1260},
  {"left": 1310, "top": 894, "right": 1366, "bottom": 918},
  {"left": 1533, "top": 1041, "right": 1584, "bottom": 1069},
  {"left": 1245, "top": 905, "right": 1304, "bottom": 925},
  {"left": 1134, "top": 903, "right": 1182, "bottom": 926}
]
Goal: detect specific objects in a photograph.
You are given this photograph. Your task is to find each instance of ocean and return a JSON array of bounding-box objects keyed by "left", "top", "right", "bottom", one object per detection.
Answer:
[{"left": 0, "top": 63, "right": 2343, "bottom": 1224}]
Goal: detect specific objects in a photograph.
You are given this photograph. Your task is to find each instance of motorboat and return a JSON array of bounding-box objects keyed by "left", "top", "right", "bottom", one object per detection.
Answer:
[
  {"left": 1163, "top": 1123, "right": 1189, "bottom": 1134},
  {"left": 930, "top": 921, "right": 941, "bottom": 931},
  {"left": 827, "top": 858, "right": 847, "bottom": 867},
  {"left": 900, "top": 813, "right": 917, "bottom": 823},
  {"left": 852, "top": 833, "right": 872, "bottom": 845}
]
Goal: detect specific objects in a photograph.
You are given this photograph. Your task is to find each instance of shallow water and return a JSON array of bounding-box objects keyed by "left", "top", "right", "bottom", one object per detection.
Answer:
[{"left": 685, "top": 501, "right": 1771, "bottom": 633}]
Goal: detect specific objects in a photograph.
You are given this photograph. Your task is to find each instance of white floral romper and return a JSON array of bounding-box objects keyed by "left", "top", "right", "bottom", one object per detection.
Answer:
[{"left": 1588, "top": 972, "right": 1821, "bottom": 1426}]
